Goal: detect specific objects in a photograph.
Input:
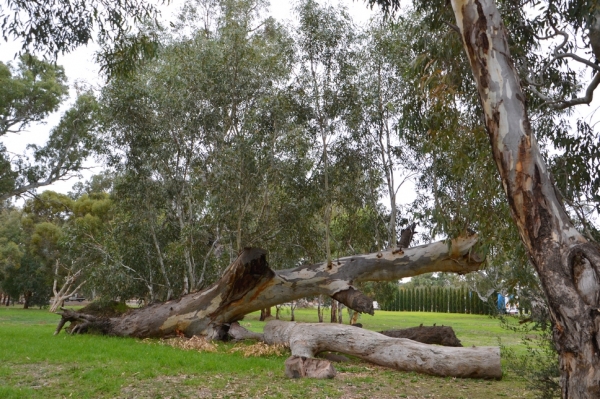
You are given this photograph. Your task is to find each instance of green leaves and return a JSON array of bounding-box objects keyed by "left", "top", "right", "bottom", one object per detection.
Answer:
[
  {"left": 0, "top": 55, "right": 68, "bottom": 137},
  {"left": 2, "top": 0, "right": 162, "bottom": 77},
  {"left": 1, "top": 88, "right": 101, "bottom": 201}
]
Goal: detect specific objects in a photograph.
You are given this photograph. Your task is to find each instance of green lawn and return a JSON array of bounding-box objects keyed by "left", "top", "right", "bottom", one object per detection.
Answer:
[{"left": 0, "top": 306, "right": 535, "bottom": 398}]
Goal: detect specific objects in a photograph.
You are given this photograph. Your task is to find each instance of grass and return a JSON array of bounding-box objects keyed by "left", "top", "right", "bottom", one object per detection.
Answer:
[{"left": 0, "top": 306, "right": 535, "bottom": 398}]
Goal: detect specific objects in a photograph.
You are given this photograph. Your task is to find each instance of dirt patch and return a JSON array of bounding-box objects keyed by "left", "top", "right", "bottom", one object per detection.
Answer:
[{"left": 4, "top": 363, "right": 64, "bottom": 390}]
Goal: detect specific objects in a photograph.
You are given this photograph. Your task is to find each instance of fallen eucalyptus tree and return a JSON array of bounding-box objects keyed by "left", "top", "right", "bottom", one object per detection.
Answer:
[
  {"left": 55, "top": 235, "right": 482, "bottom": 340},
  {"left": 265, "top": 320, "right": 501, "bottom": 379}
]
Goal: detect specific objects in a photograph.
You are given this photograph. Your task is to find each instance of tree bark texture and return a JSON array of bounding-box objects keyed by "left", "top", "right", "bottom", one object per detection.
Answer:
[
  {"left": 265, "top": 320, "right": 501, "bottom": 379},
  {"left": 451, "top": 0, "right": 600, "bottom": 397},
  {"left": 56, "top": 236, "right": 482, "bottom": 339}
]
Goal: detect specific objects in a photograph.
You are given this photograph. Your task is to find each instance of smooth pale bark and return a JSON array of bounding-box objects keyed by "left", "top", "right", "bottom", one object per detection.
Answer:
[
  {"left": 55, "top": 235, "right": 482, "bottom": 339},
  {"left": 49, "top": 263, "right": 86, "bottom": 313},
  {"left": 450, "top": 1, "right": 600, "bottom": 397},
  {"left": 265, "top": 320, "right": 501, "bottom": 379}
]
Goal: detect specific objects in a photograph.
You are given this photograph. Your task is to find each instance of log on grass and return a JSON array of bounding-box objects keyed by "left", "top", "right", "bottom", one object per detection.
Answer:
[
  {"left": 380, "top": 325, "right": 463, "bottom": 347},
  {"left": 265, "top": 320, "right": 501, "bottom": 379},
  {"left": 55, "top": 235, "right": 482, "bottom": 339}
]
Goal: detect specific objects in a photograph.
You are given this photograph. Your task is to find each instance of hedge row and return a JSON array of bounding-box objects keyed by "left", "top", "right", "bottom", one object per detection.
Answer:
[{"left": 381, "top": 287, "right": 497, "bottom": 315}]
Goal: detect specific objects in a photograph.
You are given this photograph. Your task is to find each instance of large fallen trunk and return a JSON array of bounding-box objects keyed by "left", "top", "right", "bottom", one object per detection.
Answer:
[
  {"left": 56, "top": 235, "right": 482, "bottom": 339},
  {"left": 265, "top": 320, "right": 501, "bottom": 379},
  {"left": 450, "top": 0, "right": 600, "bottom": 397}
]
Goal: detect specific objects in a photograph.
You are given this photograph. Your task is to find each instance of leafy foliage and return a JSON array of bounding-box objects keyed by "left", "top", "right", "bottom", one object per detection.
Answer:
[
  {"left": 1, "top": 0, "right": 162, "bottom": 76},
  {"left": 0, "top": 55, "right": 100, "bottom": 201}
]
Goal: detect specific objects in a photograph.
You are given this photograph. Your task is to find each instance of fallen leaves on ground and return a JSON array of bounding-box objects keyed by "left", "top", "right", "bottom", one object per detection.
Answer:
[
  {"left": 229, "top": 341, "right": 289, "bottom": 357},
  {"left": 158, "top": 336, "right": 218, "bottom": 352}
]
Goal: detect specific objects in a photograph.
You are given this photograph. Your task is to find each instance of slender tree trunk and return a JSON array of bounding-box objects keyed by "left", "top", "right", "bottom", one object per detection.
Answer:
[
  {"left": 451, "top": 1, "right": 600, "bottom": 397},
  {"left": 177, "top": 204, "right": 196, "bottom": 290},
  {"left": 291, "top": 301, "right": 296, "bottom": 322},
  {"left": 317, "top": 295, "right": 324, "bottom": 323},
  {"left": 350, "top": 309, "right": 360, "bottom": 325},
  {"left": 260, "top": 307, "right": 272, "bottom": 321},
  {"left": 330, "top": 300, "right": 338, "bottom": 323},
  {"left": 23, "top": 291, "right": 31, "bottom": 309},
  {"left": 150, "top": 224, "right": 173, "bottom": 300}
]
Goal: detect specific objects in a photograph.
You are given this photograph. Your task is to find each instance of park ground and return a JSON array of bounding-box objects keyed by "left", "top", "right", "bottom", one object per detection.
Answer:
[{"left": 0, "top": 306, "right": 537, "bottom": 399}]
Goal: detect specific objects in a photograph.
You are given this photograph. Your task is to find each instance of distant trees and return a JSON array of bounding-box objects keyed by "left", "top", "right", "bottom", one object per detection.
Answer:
[{"left": 86, "top": 0, "right": 390, "bottom": 302}]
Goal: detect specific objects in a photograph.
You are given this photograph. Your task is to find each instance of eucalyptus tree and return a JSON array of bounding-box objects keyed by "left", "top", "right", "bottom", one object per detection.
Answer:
[
  {"left": 100, "top": 0, "right": 314, "bottom": 298},
  {"left": 294, "top": 0, "right": 360, "bottom": 269},
  {"left": 368, "top": 0, "right": 600, "bottom": 396},
  {"left": 1, "top": 0, "right": 162, "bottom": 77},
  {"left": 0, "top": 191, "right": 76, "bottom": 308},
  {"left": 0, "top": 55, "right": 101, "bottom": 202},
  {"left": 353, "top": 18, "right": 420, "bottom": 247}
]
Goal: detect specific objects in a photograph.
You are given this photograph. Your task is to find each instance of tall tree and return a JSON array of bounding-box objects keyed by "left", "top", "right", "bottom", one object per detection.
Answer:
[{"left": 370, "top": 0, "right": 600, "bottom": 396}]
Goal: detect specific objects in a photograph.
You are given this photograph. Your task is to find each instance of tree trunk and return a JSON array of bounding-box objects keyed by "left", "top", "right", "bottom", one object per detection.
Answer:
[
  {"left": 317, "top": 295, "right": 324, "bottom": 322},
  {"left": 23, "top": 291, "right": 32, "bottom": 309},
  {"left": 55, "top": 236, "right": 482, "bottom": 339},
  {"left": 330, "top": 300, "right": 337, "bottom": 323},
  {"left": 265, "top": 320, "right": 501, "bottom": 379},
  {"left": 49, "top": 264, "right": 86, "bottom": 313},
  {"left": 451, "top": 1, "right": 600, "bottom": 396},
  {"left": 259, "top": 307, "right": 272, "bottom": 321}
]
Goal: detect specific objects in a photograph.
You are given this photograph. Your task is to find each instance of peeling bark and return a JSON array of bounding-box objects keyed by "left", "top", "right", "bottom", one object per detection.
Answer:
[
  {"left": 451, "top": 1, "right": 600, "bottom": 397},
  {"left": 56, "top": 236, "right": 482, "bottom": 339},
  {"left": 265, "top": 320, "right": 501, "bottom": 379}
]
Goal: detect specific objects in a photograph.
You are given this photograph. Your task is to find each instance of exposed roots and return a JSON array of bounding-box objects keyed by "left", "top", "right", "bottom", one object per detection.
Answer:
[{"left": 54, "top": 308, "right": 111, "bottom": 335}]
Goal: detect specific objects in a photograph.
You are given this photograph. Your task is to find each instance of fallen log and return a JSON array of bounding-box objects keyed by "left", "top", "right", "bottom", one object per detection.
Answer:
[
  {"left": 379, "top": 325, "right": 463, "bottom": 347},
  {"left": 264, "top": 320, "right": 501, "bottom": 379},
  {"left": 55, "top": 235, "right": 482, "bottom": 339}
]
